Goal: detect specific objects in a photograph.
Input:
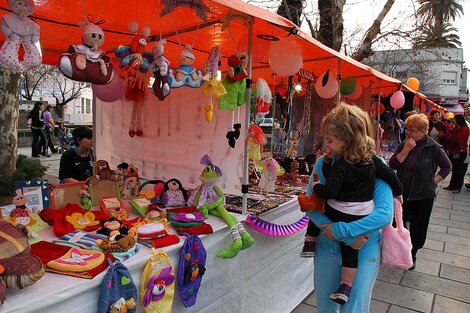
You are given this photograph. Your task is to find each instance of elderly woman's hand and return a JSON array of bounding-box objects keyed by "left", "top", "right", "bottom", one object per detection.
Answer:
[
  {"left": 403, "top": 138, "right": 416, "bottom": 151},
  {"left": 350, "top": 234, "right": 369, "bottom": 250}
]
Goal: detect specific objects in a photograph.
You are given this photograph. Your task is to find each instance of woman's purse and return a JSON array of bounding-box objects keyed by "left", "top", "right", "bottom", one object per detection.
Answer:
[{"left": 381, "top": 198, "right": 413, "bottom": 269}]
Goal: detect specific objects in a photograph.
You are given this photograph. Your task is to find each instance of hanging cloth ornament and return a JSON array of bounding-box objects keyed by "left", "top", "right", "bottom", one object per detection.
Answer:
[
  {"left": 150, "top": 39, "right": 171, "bottom": 101},
  {"left": 219, "top": 53, "right": 248, "bottom": 110},
  {"left": 200, "top": 47, "right": 226, "bottom": 122},
  {"left": 256, "top": 78, "right": 272, "bottom": 116},
  {"left": 226, "top": 109, "right": 241, "bottom": 148}
]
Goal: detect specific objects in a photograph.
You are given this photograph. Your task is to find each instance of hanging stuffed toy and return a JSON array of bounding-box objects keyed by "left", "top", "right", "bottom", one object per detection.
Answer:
[
  {"left": 247, "top": 124, "right": 267, "bottom": 164},
  {"left": 58, "top": 17, "right": 115, "bottom": 85},
  {"left": 167, "top": 44, "right": 203, "bottom": 88},
  {"left": 115, "top": 21, "right": 153, "bottom": 137},
  {"left": 150, "top": 39, "right": 170, "bottom": 101},
  {"left": 218, "top": 52, "right": 247, "bottom": 110},
  {"left": 258, "top": 157, "right": 279, "bottom": 193},
  {"left": 0, "top": 0, "right": 41, "bottom": 72},
  {"left": 200, "top": 47, "right": 226, "bottom": 122},
  {"left": 256, "top": 78, "right": 272, "bottom": 116},
  {"left": 187, "top": 155, "right": 254, "bottom": 258}
]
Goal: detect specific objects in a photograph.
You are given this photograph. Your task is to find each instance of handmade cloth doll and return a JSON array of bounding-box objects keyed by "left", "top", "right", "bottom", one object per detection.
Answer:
[
  {"left": 58, "top": 17, "right": 115, "bottom": 85},
  {"left": 218, "top": 53, "right": 247, "bottom": 110},
  {"left": 121, "top": 165, "right": 140, "bottom": 200},
  {"left": 258, "top": 157, "right": 279, "bottom": 193},
  {"left": 226, "top": 123, "right": 241, "bottom": 148},
  {"left": 0, "top": 0, "right": 41, "bottom": 72},
  {"left": 200, "top": 47, "right": 226, "bottom": 122},
  {"left": 160, "top": 179, "right": 188, "bottom": 207},
  {"left": 9, "top": 189, "right": 37, "bottom": 227},
  {"left": 246, "top": 124, "right": 267, "bottom": 162},
  {"left": 167, "top": 44, "right": 203, "bottom": 88},
  {"left": 256, "top": 78, "right": 272, "bottom": 116},
  {"left": 150, "top": 39, "right": 170, "bottom": 101},
  {"left": 187, "top": 155, "right": 254, "bottom": 258}
]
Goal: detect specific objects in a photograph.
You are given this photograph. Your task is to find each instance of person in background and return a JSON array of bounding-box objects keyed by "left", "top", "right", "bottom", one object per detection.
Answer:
[
  {"left": 428, "top": 110, "right": 446, "bottom": 144},
  {"left": 59, "top": 126, "right": 94, "bottom": 183},
  {"left": 42, "top": 105, "right": 58, "bottom": 154},
  {"left": 28, "top": 102, "right": 47, "bottom": 158},
  {"left": 442, "top": 114, "right": 469, "bottom": 193},
  {"left": 389, "top": 113, "right": 451, "bottom": 269}
]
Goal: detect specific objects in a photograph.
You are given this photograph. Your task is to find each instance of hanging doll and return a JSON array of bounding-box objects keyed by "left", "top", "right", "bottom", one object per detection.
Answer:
[
  {"left": 160, "top": 179, "right": 188, "bottom": 208},
  {"left": 200, "top": 47, "right": 226, "bottom": 122},
  {"left": 115, "top": 22, "right": 153, "bottom": 138},
  {"left": 218, "top": 52, "right": 247, "bottom": 110},
  {"left": 58, "top": 17, "right": 115, "bottom": 85},
  {"left": 150, "top": 39, "right": 170, "bottom": 101},
  {"left": 0, "top": 0, "right": 41, "bottom": 72},
  {"left": 256, "top": 78, "right": 272, "bottom": 116},
  {"left": 258, "top": 157, "right": 279, "bottom": 193},
  {"left": 167, "top": 44, "right": 203, "bottom": 88},
  {"left": 187, "top": 155, "right": 254, "bottom": 259},
  {"left": 246, "top": 124, "right": 267, "bottom": 164}
]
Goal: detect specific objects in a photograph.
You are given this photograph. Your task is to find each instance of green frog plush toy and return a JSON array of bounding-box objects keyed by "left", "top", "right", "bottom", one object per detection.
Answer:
[{"left": 187, "top": 155, "right": 254, "bottom": 258}]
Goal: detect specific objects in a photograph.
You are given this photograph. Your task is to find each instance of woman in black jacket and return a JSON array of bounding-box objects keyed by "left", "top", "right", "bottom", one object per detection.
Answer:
[{"left": 28, "top": 102, "right": 47, "bottom": 158}]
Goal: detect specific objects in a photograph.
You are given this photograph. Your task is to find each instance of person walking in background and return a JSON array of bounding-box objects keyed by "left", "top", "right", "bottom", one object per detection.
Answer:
[
  {"left": 42, "top": 105, "right": 58, "bottom": 154},
  {"left": 442, "top": 114, "right": 469, "bottom": 193},
  {"left": 28, "top": 102, "right": 47, "bottom": 158},
  {"left": 428, "top": 110, "right": 446, "bottom": 144},
  {"left": 389, "top": 113, "right": 452, "bottom": 270}
]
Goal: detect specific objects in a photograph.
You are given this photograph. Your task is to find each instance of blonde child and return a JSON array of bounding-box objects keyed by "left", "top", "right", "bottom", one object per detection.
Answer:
[{"left": 309, "top": 103, "right": 402, "bottom": 305}]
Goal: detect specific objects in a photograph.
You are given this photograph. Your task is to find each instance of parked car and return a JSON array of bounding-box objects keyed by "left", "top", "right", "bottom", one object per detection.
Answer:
[{"left": 257, "top": 118, "right": 280, "bottom": 128}]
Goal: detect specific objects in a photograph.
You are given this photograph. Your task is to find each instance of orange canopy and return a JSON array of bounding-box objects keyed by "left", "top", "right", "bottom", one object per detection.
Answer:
[{"left": 0, "top": 0, "right": 402, "bottom": 93}]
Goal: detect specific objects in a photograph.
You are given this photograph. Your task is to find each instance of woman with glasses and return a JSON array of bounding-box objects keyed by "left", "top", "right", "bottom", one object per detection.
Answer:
[{"left": 389, "top": 114, "right": 451, "bottom": 269}]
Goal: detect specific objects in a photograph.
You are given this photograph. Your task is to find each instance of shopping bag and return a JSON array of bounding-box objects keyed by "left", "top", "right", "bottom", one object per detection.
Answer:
[{"left": 381, "top": 198, "right": 413, "bottom": 269}]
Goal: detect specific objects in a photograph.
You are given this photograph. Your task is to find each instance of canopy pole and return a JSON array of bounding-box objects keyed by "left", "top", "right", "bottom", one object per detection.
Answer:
[
  {"left": 241, "top": 23, "right": 253, "bottom": 216},
  {"left": 377, "top": 79, "right": 382, "bottom": 153},
  {"left": 336, "top": 59, "right": 341, "bottom": 104}
]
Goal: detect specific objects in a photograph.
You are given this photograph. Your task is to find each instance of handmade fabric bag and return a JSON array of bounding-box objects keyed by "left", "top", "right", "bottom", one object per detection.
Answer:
[
  {"left": 178, "top": 234, "right": 206, "bottom": 308},
  {"left": 381, "top": 198, "right": 413, "bottom": 269},
  {"left": 139, "top": 248, "right": 175, "bottom": 313},
  {"left": 98, "top": 260, "right": 137, "bottom": 313}
]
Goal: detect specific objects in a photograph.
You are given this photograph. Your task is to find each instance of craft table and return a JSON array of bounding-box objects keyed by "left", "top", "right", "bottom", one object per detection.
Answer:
[{"left": 2, "top": 199, "right": 314, "bottom": 313}]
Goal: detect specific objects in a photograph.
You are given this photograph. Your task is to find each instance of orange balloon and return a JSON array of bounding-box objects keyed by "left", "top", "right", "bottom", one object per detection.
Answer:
[{"left": 406, "top": 77, "right": 419, "bottom": 91}]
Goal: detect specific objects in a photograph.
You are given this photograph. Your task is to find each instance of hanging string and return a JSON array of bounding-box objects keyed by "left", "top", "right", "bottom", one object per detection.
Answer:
[
  {"left": 171, "top": 13, "right": 183, "bottom": 47},
  {"left": 79, "top": 0, "right": 88, "bottom": 21},
  {"left": 96, "top": 0, "right": 108, "bottom": 22},
  {"left": 155, "top": 0, "right": 163, "bottom": 41},
  {"left": 226, "top": 24, "right": 238, "bottom": 52},
  {"left": 191, "top": 23, "right": 201, "bottom": 50}
]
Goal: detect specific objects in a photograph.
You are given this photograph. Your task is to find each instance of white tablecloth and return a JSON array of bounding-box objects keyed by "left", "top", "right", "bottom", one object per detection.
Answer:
[{"left": 2, "top": 200, "right": 314, "bottom": 313}]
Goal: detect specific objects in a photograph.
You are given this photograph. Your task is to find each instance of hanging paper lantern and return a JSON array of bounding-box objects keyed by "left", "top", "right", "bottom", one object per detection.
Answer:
[
  {"left": 315, "top": 69, "right": 338, "bottom": 99},
  {"left": 92, "top": 75, "right": 125, "bottom": 102},
  {"left": 406, "top": 77, "right": 419, "bottom": 91},
  {"left": 347, "top": 82, "right": 363, "bottom": 100},
  {"left": 340, "top": 76, "right": 356, "bottom": 96},
  {"left": 268, "top": 38, "right": 303, "bottom": 77},
  {"left": 390, "top": 91, "right": 405, "bottom": 110},
  {"left": 237, "top": 34, "right": 270, "bottom": 63}
]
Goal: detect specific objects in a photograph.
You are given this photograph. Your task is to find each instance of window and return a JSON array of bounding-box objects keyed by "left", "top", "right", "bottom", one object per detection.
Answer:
[
  {"left": 85, "top": 99, "right": 91, "bottom": 114},
  {"left": 442, "top": 71, "right": 457, "bottom": 85},
  {"left": 81, "top": 98, "right": 85, "bottom": 114}
]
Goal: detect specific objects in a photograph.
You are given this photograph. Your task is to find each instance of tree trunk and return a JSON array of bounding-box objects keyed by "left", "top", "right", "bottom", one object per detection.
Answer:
[
  {"left": 276, "top": 0, "right": 305, "bottom": 27},
  {"left": 352, "top": 0, "right": 396, "bottom": 61},
  {"left": 0, "top": 66, "right": 21, "bottom": 178},
  {"left": 317, "top": 0, "right": 345, "bottom": 51}
]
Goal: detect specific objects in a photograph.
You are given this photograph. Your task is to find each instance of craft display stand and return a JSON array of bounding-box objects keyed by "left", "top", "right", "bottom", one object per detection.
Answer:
[{"left": 2, "top": 200, "right": 314, "bottom": 313}]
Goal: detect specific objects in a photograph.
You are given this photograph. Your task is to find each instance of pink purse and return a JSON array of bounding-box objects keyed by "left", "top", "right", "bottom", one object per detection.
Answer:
[{"left": 381, "top": 198, "right": 413, "bottom": 269}]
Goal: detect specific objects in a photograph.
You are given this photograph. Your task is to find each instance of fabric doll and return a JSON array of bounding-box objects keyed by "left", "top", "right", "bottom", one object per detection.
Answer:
[
  {"left": 200, "top": 47, "right": 226, "bottom": 122},
  {"left": 218, "top": 53, "right": 247, "bottom": 110},
  {"left": 160, "top": 178, "right": 188, "bottom": 207},
  {"left": 246, "top": 124, "right": 267, "bottom": 162},
  {"left": 187, "top": 155, "right": 254, "bottom": 258},
  {"left": 167, "top": 44, "right": 203, "bottom": 88},
  {"left": 10, "top": 189, "right": 36, "bottom": 227},
  {"left": 58, "top": 17, "right": 115, "bottom": 85},
  {"left": 256, "top": 78, "right": 272, "bottom": 116},
  {"left": 0, "top": 0, "right": 41, "bottom": 72},
  {"left": 258, "top": 157, "right": 279, "bottom": 193},
  {"left": 150, "top": 39, "right": 170, "bottom": 101}
]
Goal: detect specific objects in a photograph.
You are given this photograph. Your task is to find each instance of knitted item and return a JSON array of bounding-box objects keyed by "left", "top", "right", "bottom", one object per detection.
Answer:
[{"left": 47, "top": 247, "right": 104, "bottom": 272}]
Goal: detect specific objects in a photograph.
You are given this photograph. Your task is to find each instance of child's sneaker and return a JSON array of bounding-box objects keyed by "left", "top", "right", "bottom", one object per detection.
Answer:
[
  {"left": 330, "top": 283, "right": 352, "bottom": 305},
  {"left": 299, "top": 240, "right": 316, "bottom": 258}
]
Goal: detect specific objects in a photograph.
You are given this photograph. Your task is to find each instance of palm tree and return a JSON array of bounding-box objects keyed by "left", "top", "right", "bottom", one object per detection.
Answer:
[
  {"left": 417, "top": 0, "right": 464, "bottom": 25},
  {"left": 414, "top": 22, "right": 462, "bottom": 48}
]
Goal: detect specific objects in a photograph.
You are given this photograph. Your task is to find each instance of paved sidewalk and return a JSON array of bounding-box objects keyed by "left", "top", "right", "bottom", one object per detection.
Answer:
[
  {"left": 17, "top": 147, "right": 470, "bottom": 312},
  {"left": 293, "top": 176, "right": 470, "bottom": 313}
]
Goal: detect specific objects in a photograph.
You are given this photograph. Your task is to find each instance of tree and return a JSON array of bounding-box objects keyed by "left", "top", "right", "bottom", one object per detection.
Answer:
[
  {"left": 20, "top": 65, "right": 55, "bottom": 100},
  {"left": 49, "top": 68, "right": 88, "bottom": 118},
  {"left": 276, "top": 0, "right": 305, "bottom": 27},
  {"left": 417, "top": 0, "right": 464, "bottom": 26},
  {"left": 413, "top": 22, "right": 461, "bottom": 48},
  {"left": 0, "top": 66, "right": 21, "bottom": 178}
]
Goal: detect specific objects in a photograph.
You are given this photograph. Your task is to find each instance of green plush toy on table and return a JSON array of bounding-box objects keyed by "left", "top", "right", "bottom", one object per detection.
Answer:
[{"left": 187, "top": 155, "right": 254, "bottom": 259}]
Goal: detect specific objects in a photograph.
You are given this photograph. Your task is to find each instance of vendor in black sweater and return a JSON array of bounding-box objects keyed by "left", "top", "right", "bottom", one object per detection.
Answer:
[
  {"left": 59, "top": 127, "right": 94, "bottom": 183},
  {"left": 307, "top": 103, "right": 403, "bottom": 305}
]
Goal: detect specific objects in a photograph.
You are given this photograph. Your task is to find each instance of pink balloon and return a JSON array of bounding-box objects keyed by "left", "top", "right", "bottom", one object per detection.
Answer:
[
  {"left": 315, "top": 69, "right": 338, "bottom": 99},
  {"left": 390, "top": 91, "right": 405, "bottom": 110},
  {"left": 92, "top": 75, "right": 125, "bottom": 102},
  {"left": 347, "top": 82, "right": 363, "bottom": 100},
  {"left": 268, "top": 38, "right": 303, "bottom": 76},
  {"left": 237, "top": 34, "right": 270, "bottom": 63}
]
